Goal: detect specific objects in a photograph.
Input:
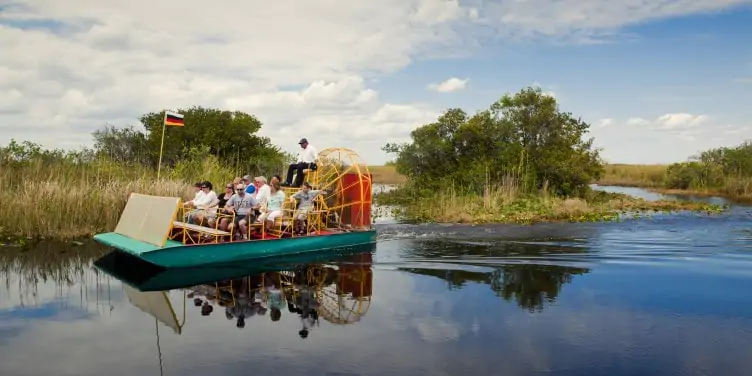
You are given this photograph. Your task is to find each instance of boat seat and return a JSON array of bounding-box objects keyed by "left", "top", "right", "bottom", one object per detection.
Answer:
[
  {"left": 295, "top": 165, "right": 320, "bottom": 187},
  {"left": 262, "top": 201, "right": 297, "bottom": 238},
  {"left": 173, "top": 221, "right": 231, "bottom": 236},
  {"left": 173, "top": 221, "right": 231, "bottom": 244}
]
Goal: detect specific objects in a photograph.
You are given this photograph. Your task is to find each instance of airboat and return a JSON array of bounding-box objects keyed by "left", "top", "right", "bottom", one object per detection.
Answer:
[{"left": 93, "top": 148, "right": 377, "bottom": 268}]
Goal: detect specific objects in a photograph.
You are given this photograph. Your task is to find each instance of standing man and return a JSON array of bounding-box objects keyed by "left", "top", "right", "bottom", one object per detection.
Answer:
[{"left": 282, "top": 138, "right": 318, "bottom": 188}]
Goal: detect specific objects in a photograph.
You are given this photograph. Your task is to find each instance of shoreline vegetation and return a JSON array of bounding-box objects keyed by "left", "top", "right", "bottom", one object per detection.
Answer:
[
  {"left": 373, "top": 87, "right": 727, "bottom": 224},
  {"left": 372, "top": 163, "right": 752, "bottom": 201},
  {"left": 0, "top": 89, "right": 739, "bottom": 240}
]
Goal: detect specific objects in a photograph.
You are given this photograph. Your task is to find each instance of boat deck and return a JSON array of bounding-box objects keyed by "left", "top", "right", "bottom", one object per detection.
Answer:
[
  {"left": 250, "top": 229, "right": 337, "bottom": 240},
  {"left": 94, "top": 228, "right": 347, "bottom": 257},
  {"left": 94, "top": 232, "right": 184, "bottom": 256}
]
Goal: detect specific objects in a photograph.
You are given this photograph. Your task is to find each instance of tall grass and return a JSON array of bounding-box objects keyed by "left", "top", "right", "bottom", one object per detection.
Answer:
[
  {"left": 594, "top": 164, "right": 668, "bottom": 187},
  {"left": 368, "top": 165, "right": 406, "bottom": 185},
  {"left": 0, "top": 152, "right": 261, "bottom": 238}
]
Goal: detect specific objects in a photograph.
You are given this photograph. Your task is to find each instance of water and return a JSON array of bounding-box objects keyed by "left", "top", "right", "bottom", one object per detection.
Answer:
[{"left": 2, "top": 186, "right": 752, "bottom": 375}]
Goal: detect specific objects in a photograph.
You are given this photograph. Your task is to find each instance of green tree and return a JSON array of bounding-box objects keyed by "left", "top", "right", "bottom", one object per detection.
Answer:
[
  {"left": 664, "top": 141, "right": 752, "bottom": 191},
  {"left": 92, "top": 125, "right": 150, "bottom": 165},
  {"left": 138, "top": 106, "right": 286, "bottom": 173},
  {"left": 384, "top": 86, "right": 604, "bottom": 196}
]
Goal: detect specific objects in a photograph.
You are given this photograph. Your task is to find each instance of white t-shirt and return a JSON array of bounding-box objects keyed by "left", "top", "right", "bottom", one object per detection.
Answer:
[
  {"left": 192, "top": 190, "right": 205, "bottom": 203},
  {"left": 255, "top": 184, "right": 271, "bottom": 205},
  {"left": 195, "top": 190, "right": 218, "bottom": 212},
  {"left": 297, "top": 145, "right": 318, "bottom": 164}
]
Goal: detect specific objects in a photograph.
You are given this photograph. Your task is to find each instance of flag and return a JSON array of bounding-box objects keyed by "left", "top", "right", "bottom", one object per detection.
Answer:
[{"left": 164, "top": 111, "right": 184, "bottom": 127}]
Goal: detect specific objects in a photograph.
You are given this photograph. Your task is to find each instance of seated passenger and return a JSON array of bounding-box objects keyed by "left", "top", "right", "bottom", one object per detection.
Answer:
[
  {"left": 183, "top": 182, "right": 204, "bottom": 212},
  {"left": 217, "top": 182, "right": 234, "bottom": 208},
  {"left": 254, "top": 176, "right": 270, "bottom": 204},
  {"left": 220, "top": 184, "right": 259, "bottom": 240},
  {"left": 242, "top": 175, "right": 256, "bottom": 195},
  {"left": 257, "top": 181, "right": 285, "bottom": 232},
  {"left": 290, "top": 182, "right": 325, "bottom": 235},
  {"left": 186, "top": 181, "right": 218, "bottom": 225},
  {"left": 207, "top": 182, "right": 234, "bottom": 228}
]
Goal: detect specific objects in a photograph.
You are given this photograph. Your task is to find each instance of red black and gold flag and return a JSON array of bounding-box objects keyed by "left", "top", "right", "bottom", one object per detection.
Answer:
[{"left": 164, "top": 111, "right": 184, "bottom": 127}]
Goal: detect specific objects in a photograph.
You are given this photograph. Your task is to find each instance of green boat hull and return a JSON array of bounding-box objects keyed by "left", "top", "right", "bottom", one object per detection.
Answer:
[
  {"left": 93, "top": 229, "right": 377, "bottom": 268},
  {"left": 93, "top": 244, "right": 375, "bottom": 291}
]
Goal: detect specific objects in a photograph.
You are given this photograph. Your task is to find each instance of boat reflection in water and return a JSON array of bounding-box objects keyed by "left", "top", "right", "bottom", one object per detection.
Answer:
[{"left": 93, "top": 244, "right": 375, "bottom": 338}]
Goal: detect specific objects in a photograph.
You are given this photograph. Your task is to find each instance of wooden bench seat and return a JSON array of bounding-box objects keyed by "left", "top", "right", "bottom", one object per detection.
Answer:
[{"left": 173, "top": 221, "right": 230, "bottom": 236}]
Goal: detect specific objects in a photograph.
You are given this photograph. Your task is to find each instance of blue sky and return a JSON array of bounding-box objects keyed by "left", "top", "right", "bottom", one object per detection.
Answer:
[
  {"left": 372, "top": 6, "right": 752, "bottom": 163},
  {"left": 1, "top": 0, "right": 751, "bottom": 164}
]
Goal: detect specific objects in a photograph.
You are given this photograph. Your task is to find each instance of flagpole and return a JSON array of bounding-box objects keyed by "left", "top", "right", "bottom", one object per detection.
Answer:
[{"left": 157, "top": 111, "right": 167, "bottom": 180}]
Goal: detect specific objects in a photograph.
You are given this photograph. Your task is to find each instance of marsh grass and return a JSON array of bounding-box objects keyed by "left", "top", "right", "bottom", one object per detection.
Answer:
[
  {"left": 651, "top": 179, "right": 752, "bottom": 203},
  {"left": 1, "top": 155, "right": 241, "bottom": 238},
  {"left": 377, "top": 174, "right": 724, "bottom": 225},
  {"left": 368, "top": 165, "right": 406, "bottom": 185},
  {"left": 595, "top": 164, "right": 668, "bottom": 187},
  {"left": 371, "top": 163, "right": 674, "bottom": 188},
  {"left": 589, "top": 163, "right": 752, "bottom": 202}
]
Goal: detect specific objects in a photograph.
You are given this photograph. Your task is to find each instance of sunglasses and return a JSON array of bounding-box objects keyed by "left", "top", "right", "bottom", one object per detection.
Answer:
[
  {"left": 235, "top": 188, "right": 244, "bottom": 191},
  {"left": 226, "top": 186, "right": 233, "bottom": 189}
]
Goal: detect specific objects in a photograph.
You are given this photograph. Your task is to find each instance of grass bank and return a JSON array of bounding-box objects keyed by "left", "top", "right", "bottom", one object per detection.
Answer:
[
  {"left": 594, "top": 164, "right": 667, "bottom": 188},
  {"left": 510, "top": 162, "right": 752, "bottom": 202},
  {"left": 591, "top": 164, "right": 752, "bottom": 203},
  {"left": 0, "top": 157, "right": 241, "bottom": 239},
  {"left": 376, "top": 181, "right": 724, "bottom": 225},
  {"left": 368, "top": 165, "right": 406, "bottom": 185},
  {"left": 649, "top": 184, "right": 752, "bottom": 203}
]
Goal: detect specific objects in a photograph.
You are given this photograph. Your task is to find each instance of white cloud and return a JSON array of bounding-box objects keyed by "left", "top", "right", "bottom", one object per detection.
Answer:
[
  {"left": 476, "top": 0, "right": 751, "bottom": 42},
  {"left": 652, "top": 113, "right": 710, "bottom": 130},
  {"left": 427, "top": 77, "right": 469, "bottom": 93},
  {"left": 0, "top": 0, "right": 748, "bottom": 164},
  {"left": 590, "top": 113, "right": 751, "bottom": 163}
]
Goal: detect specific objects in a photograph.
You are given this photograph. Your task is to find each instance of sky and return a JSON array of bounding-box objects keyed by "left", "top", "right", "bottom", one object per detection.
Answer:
[{"left": 1, "top": 0, "right": 752, "bottom": 165}]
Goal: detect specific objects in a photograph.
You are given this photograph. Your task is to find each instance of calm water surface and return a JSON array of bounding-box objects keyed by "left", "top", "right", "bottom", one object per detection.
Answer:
[{"left": 1, "top": 186, "right": 752, "bottom": 376}]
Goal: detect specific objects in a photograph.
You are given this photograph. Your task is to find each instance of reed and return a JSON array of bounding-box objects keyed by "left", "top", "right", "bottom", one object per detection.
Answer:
[
  {"left": 368, "top": 165, "right": 406, "bottom": 185},
  {"left": 595, "top": 164, "right": 668, "bottom": 188},
  {"left": 0, "top": 156, "right": 242, "bottom": 239},
  {"left": 652, "top": 176, "right": 752, "bottom": 202}
]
